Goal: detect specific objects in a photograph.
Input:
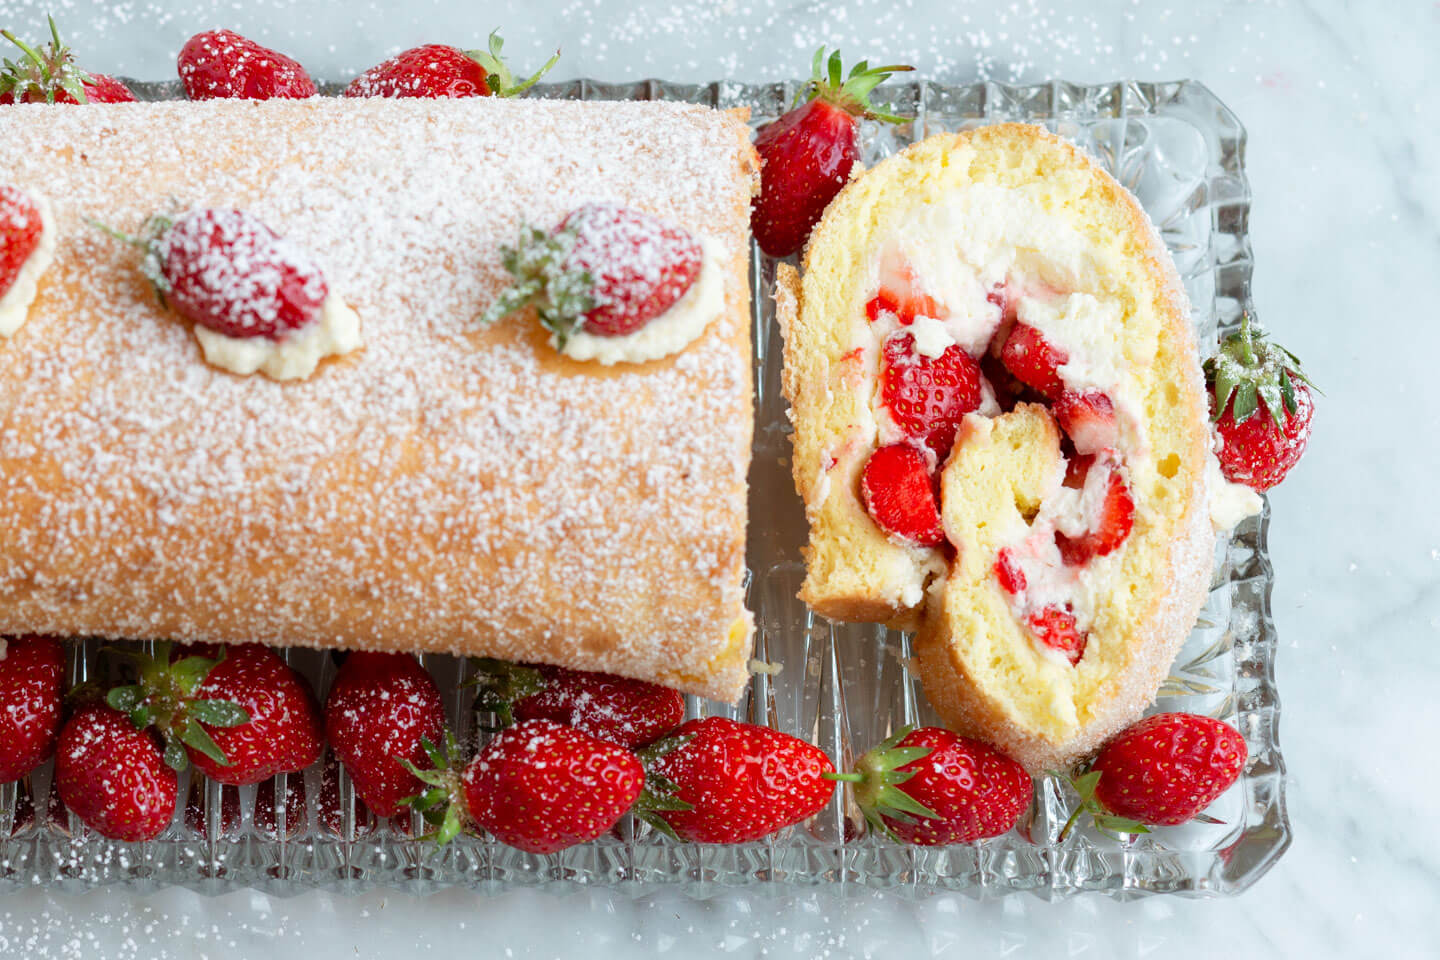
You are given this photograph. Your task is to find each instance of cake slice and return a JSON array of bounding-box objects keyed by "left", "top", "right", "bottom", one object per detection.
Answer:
[
  {"left": 0, "top": 97, "right": 758, "bottom": 701},
  {"left": 777, "top": 123, "right": 1214, "bottom": 767}
]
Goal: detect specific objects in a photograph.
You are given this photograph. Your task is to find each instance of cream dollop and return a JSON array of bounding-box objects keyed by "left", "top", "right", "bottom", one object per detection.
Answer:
[
  {"left": 0, "top": 193, "right": 56, "bottom": 339},
  {"left": 1206, "top": 448, "right": 1263, "bottom": 532},
  {"left": 560, "top": 236, "right": 726, "bottom": 365},
  {"left": 195, "top": 293, "right": 363, "bottom": 381}
]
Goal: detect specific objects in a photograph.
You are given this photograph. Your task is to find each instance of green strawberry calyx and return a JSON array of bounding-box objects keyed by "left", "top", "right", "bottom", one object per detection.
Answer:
[
  {"left": 822, "top": 725, "right": 940, "bottom": 842},
  {"left": 1056, "top": 769, "right": 1149, "bottom": 842},
  {"left": 1204, "top": 313, "right": 1316, "bottom": 432},
  {"left": 103, "top": 641, "right": 251, "bottom": 773},
  {"left": 800, "top": 47, "right": 914, "bottom": 125},
  {"left": 398, "top": 730, "right": 471, "bottom": 846},
  {"left": 478, "top": 222, "right": 595, "bottom": 350},
  {"left": 465, "top": 30, "right": 559, "bottom": 99},
  {"left": 629, "top": 733, "right": 697, "bottom": 842},
  {"left": 0, "top": 16, "right": 95, "bottom": 104},
  {"left": 465, "top": 657, "right": 547, "bottom": 729}
]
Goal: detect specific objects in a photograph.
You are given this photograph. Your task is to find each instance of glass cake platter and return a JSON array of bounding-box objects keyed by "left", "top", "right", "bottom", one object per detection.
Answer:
[{"left": 0, "top": 78, "right": 1289, "bottom": 899}]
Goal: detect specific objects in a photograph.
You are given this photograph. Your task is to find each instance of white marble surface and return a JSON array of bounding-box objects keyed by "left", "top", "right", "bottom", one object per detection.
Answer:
[{"left": 0, "top": 0, "right": 1436, "bottom": 957}]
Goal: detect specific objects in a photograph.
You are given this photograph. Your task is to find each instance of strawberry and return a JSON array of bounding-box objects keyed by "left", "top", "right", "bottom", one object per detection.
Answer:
[
  {"left": 325, "top": 651, "right": 446, "bottom": 818},
  {"left": 0, "top": 186, "right": 44, "bottom": 300},
  {"left": 1061, "top": 712, "right": 1248, "bottom": 837},
  {"left": 104, "top": 641, "right": 320, "bottom": 784},
  {"left": 0, "top": 17, "right": 136, "bottom": 104},
  {"left": 482, "top": 204, "right": 702, "bottom": 348},
  {"left": 826, "top": 726, "right": 1030, "bottom": 845},
  {"left": 470, "top": 658, "right": 684, "bottom": 749},
  {"left": 865, "top": 252, "right": 940, "bottom": 325},
  {"left": 999, "top": 322, "right": 1068, "bottom": 400},
  {"left": 993, "top": 548, "right": 1027, "bottom": 595},
  {"left": 880, "top": 332, "right": 984, "bottom": 457},
  {"left": 1026, "top": 605, "right": 1086, "bottom": 665},
  {"left": 1206, "top": 315, "right": 1316, "bottom": 491},
  {"left": 1053, "top": 389, "right": 1118, "bottom": 456},
  {"left": 403, "top": 720, "right": 644, "bottom": 853},
  {"left": 860, "top": 443, "right": 944, "bottom": 547},
  {"left": 751, "top": 49, "right": 912, "bottom": 257},
  {"left": 345, "top": 32, "right": 558, "bottom": 100},
  {"left": 56, "top": 700, "right": 177, "bottom": 842},
  {"left": 94, "top": 208, "right": 329, "bottom": 342},
  {"left": 1054, "top": 466, "right": 1135, "bottom": 566},
  {"left": 0, "top": 636, "right": 65, "bottom": 783},
  {"left": 637, "top": 717, "right": 835, "bottom": 844},
  {"left": 1063, "top": 452, "right": 1095, "bottom": 489},
  {"left": 177, "top": 29, "right": 316, "bottom": 101}
]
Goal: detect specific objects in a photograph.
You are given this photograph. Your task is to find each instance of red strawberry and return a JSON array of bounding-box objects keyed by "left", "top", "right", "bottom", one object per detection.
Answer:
[
  {"left": 1055, "top": 466, "right": 1135, "bottom": 565},
  {"left": 471, "top": 658, "right": 684, "bottom": 749},
  {"left": 0, "top": 186, "right": 44, "bottom": 300},
  {"left": 56, "top": 701, "right": 177, "bottom": 842},
  {"left": 178, "top": 644, "right": 323, "bottom": 785},
  {"left": 97, "top": 208, "right": 329, "bottom": 342},
  {"left": 1053, "top": 389, "right": 1118, "bottom": 455},
  {"left": 345, "top": 33, "right": 557, "bottom": 100},
  {"left": 638, "top": 716, "right": 835, "bottom": 844},
  {"left": 177, "top": 29, "right": 316, "bottom": 101},
  {"left": 860, "top": 443, "right": 944, "bottom": 547},
  {"left": 1063, "top": 452, "right": 1095, "bottom": 489},
  {"left": 1062, "top": 712, "right": 1248, "bottom": 837},
  {"left": 1000, "top": 322, "right": 1068, "bottom": 400},
  {"left": 325, "top": 651, "right": 446, "bottom": 818},
  {"left": 993, "top": 548, "right": 1027, "bottom": 595},
  {"left": 865, "top": 253, "right": 940, "bottom": 325},
  {"left": 482, "top": 203, "right": 702, "bottom": 348},
  {"left": 0, "top": 636, "right": 65, "bottom": 783},
  {"left": 403, "top": 720, "right": 643, "bottom": 853},
  {"left": 827, "top": 726, "right": 1030, "bottom": 845},
  {"left": 1026, "top": 605, "right": 1086, "bottom": 665},
  {"left": 0, "top": 18, "right": 136, "bottom": 104},
  {"left": 751, "top": 49, "right": 913, "bottom": 257},
  {"left": 1206, "top": 315, "right": 1316, "bottom": 491},
  {"left": 880, "top": 333, "right": 984, "bottom": 457}
]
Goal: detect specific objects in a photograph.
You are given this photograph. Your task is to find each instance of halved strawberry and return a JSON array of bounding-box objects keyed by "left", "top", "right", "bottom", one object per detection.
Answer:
[
  {"left": 860, "top": 444, "right": 944, "bottom": 547},
  {"left": 1026, "top": 605, "right": 1086, "bottom": 665},
  {"left": 1053, "top": 390, "right": 1118, "bottom": 455},
  {"left": 0, "top": 187, "right": 43, "bottom": 301},
  {"left": 879, "top": 333, "right": 983, "bottom": 457},
  {"left": 1055, "top": 469, "right": 1135, "bottom": 565},
  {"left": 993, "top": 548, "right": 1027, "bottom": 596},
  {"left": 999, "top": 322, "right": 1068, "bottom": 399}
]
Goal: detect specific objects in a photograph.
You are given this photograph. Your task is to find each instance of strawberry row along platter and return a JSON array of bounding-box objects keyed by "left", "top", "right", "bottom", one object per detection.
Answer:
[{"left": 0, "top": 76, "right": 1290, "bottom": 899}]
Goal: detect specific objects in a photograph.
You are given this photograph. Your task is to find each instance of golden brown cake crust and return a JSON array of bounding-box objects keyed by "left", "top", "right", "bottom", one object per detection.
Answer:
[{"left": 0, "top": 97, "right": 759, "bottom": 700}]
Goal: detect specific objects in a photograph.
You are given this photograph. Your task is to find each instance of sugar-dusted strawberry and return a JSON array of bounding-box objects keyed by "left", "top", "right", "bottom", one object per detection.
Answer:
[
  {"left": 0, "top": 186, "right": 44, "bottom": 301},
  {"left": 345, "top": 32, "right": 557, "bottom": 100},
  {"left": 1026, "top": 605, "right": 1086, "bottom": 666},
  {"left": 471, "top": 658, "right": 684, "bottom": 749},
  {"left": 104, "top": 641, "right": 320, "bottom": 784},
  {"left": 402, "top": 720, "right": 643, "bottom": 853},
  {"left": 0, "top": 17, "right": 136, "bottom": 104},
  {"left": 177, "top": 29, "right": 316, "bottom": 101},
  {"left": 865, "top": 252, "right": 940, "bottom": 325},
  {"left": 1053, "top": 389, "right": 1118, "bottom": 456},
  {"left": 880, "top": 333, "right": 984, "bottom": 458},
  {"left": 1055, "top": 465, "right": 1135, "bottom": 566},
  {"left": 94, "top": 208, "right": 329, "bottom": 342},
  {"left": 1206, "top": 315, "right": 1316, "bottom": 492},
  {"left": 637, "top": 716, "right": 835, "bottom": 844},
  {"left": 0, "top": 636, "right": 65, "bottom": 783},
  {"left": 176, "top": 643, "right": 323, "bottom": 785},
  {"left": 860, "top": 443, "right": 944, "bottom": 547},
  {"left": 751, "top": 49, "right": 912, "bottom": 257},
  {"left": 56, "top": 701, "right": 177, "bottom": 842},
  {"left": 482, "top": 203, "right": 703, "bottom": 348},
  {"left": 826, "top": 726, "right": 1030, "bottom": 845},
  {"left": 999, "top": 322, "right": 1068, "bottom": 400},
  {"left": 325, "top": 651, "right": 446, "bottom": 818},
  {"left": 1062, "top": 712, "right": 1248, "bottom": 837}
]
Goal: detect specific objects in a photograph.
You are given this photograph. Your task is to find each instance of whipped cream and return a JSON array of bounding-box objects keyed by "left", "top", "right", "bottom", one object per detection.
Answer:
[
  {"left": 1205, "top": 447, "right": 1263, "bottom": 532},
  {"left": 0, "top": 193, "right": 56, "bottom": 339},
  {"left": 560, "top": 235, "right": 726, "bottom": 365},
  {"left": 195, "top": 293, "right": 363, "bottom": 381}
]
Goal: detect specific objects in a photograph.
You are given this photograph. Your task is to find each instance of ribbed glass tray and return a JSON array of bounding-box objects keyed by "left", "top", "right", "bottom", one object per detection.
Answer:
[{"left": 0, "top": 78, "right": 1288, "bottom": 899}]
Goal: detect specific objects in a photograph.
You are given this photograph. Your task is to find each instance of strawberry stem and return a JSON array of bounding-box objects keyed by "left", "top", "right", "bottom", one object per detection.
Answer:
[
  {"left": 801, "top": 46, "right": 914, "bottom": 124},
  {"left": 821, "top": 771, "right": 865, "bottom": 783}
]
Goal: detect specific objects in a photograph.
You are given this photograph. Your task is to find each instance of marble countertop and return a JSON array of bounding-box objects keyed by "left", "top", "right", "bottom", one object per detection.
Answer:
[{"left": 0, "top": 0, "right": 1435, "bottom": 957}]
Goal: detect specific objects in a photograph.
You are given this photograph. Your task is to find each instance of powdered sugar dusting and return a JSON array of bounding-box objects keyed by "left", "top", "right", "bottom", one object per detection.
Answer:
[{"left": 0, "top": 96, "right": 756, "bottom": 699}]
